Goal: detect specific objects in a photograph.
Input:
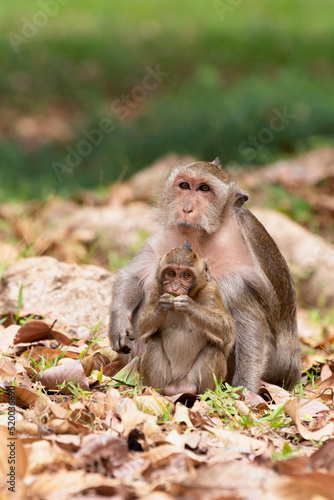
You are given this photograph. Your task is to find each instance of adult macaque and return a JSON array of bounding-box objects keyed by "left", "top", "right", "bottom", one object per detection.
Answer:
[
  {"left": 138, "top": 244, "right": 235, "bottom": 395},
  {"left": 109, "top": 158, "right": 301, "bottom": 392}
]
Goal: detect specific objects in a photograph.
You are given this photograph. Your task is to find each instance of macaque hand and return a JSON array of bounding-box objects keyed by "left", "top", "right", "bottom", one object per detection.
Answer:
[
  {"left": 159, "top": 293, "right": 174, "bottom": 311},
  {"left": 110, "top": 315, "right": 133, "bottom": 353},
  {"left": 173, "top": 295, "right": 194, "bottom": 313}
]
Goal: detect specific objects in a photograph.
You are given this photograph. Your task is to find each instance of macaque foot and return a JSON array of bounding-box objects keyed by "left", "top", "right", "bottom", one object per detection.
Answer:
[{"left": 164, "top": 383, "right": 197, "bottom": 396}]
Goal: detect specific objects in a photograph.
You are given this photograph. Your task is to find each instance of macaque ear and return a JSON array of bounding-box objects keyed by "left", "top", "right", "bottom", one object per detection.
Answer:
[
  {"left": 234, "top": 189, "right": 249, "bottom": 208},
  {"left": 203, "top": 258, "right": 211, "bottom": 281},
  {"left": 212, "top": 157, "right": 222, "bottom": 167}
]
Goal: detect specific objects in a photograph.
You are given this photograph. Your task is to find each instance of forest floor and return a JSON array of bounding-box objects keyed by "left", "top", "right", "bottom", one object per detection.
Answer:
[{"left": 1, "top": 150, "right": 334, "bottom": 499}]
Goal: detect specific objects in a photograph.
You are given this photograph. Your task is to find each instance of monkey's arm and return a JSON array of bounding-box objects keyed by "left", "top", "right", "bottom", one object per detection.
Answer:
[
  {"left": 173, "top": 294, "right": 235, "bottom": 351},
  {"left": 138, "top": 291, "right": 171, "bottom": 341},
  {"left": 109, "top": 244, "right": 155, "bottom": 352}
]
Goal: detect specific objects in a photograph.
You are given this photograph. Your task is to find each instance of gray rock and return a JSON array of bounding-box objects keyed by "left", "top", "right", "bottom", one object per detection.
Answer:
[
  {"left": 0, "top": 256, "right": 115, "bottom": 339},
  {"left": 252, "top": 207, "right": 334, "bottom": 308}
]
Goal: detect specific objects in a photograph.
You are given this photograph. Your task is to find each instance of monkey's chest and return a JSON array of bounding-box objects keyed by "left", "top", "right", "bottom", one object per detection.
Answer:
[{"left": 161, "top": 312, "right": 205, "bottom": 373}]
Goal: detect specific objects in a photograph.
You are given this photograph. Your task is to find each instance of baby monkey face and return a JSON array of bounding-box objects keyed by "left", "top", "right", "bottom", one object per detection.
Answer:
[{"left": 161, "top": 265, "right": 195, "bottom": 296}]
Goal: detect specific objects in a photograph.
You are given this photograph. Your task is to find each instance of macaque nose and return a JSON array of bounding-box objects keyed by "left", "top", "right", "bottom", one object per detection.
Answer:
[{"left": 183, "top": 202, "right": 193, "bottom": 214}]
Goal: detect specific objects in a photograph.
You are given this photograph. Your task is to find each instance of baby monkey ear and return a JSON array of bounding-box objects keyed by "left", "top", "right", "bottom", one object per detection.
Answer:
[
  {"left": 234, "top": 189, "right": 249, "bottom": 208},
  {"left": 203, "top": 258, "right": 211, "bottom": 281}
]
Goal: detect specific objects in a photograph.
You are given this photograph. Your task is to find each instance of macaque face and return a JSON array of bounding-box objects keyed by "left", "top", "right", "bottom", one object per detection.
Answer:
[
  {"left": 167, "top": 170, "right": 231, "bottom": 234},
  {"left": 173, "top": 174, "right": 214, "bottom": 228},
  {"left": 161, "top": 265, "right": 196, "bottom": 296}
]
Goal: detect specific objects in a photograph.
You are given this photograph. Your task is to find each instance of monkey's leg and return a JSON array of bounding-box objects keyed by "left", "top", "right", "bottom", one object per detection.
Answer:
[
  {"left": 164, "top": 347, "right": 226, "bottom": 396},
  {"left": 141, "top": 336, "right": 171, "bottom": 392},
  {"left": 230, "top": 310, "right": 269, "bottom": 393},
  {"left": 263, "top": 329, "right": 302, "bottom": 391}
]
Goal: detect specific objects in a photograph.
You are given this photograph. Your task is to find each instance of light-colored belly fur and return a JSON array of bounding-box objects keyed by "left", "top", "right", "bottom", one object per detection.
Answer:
[{"left": 161, "top": 311, "right": 205, "bottom": 381}]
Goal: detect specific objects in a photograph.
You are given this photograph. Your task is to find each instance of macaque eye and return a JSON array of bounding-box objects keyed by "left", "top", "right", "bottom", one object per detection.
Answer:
[
  {"left": 167, "top": 270, "right": 176, "bottom": 277},
  {"left": 199, "top": 184, "right": 210, "bottom": 192},
  {"left": 179, "top": 182, "right": 190, "bottom": 189},
  {"left": 183, "top": 272, "right": 191, "bottom": 279}
]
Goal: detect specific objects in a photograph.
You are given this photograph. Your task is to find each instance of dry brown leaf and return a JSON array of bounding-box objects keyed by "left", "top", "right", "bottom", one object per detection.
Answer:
[
  {"left": 14, "top": 320, "right": 54, "bottom": 344},
  {"left": 172, "top": 403, "right": 193, "bottom": 429},
  {"left": 118, "top": 397, "right": 161, "bottom": 441},
  {"left": 2, "top": 384, "right": 40, "bottom": 409},
  {"left": 320, "top": 364, "right": 333, "bottom": 381},
  {"left": 305, "top": 373, "right": 334, "bottom": 401},
  {"left": 77, "top": 433, "right": 128, "bottom": 466},
  {"left": 70, "top": 407, "right": 95, "bottom": 425},
  {"left": 142, "top": 418, "right": 165, "bottom": 446},
  {"left": 13, "top": 320, "right": 72, "bottom": 346},
  {"left": 285, "top": 398, "right": 333, "bottom": 441},
  {"left": 204, "top": 425, "right": 267, "bottom": 456},
  {"left": 172, "top": 461, "right": 277, "bottom": 500},
  {"left": 103, "top": 360, "right": 125, "bottom": 377},
  {"left": 46, "top": 418, "right": 89, "bottom": 435},
  {"left": 34, "top": 360, "right": 90, "bottom": 395},
  {"left": 49, "top": 329, "right": 72, "bottom": 346},
  {"left": 245, "top": 389, "right": 268, "bottom": 408},
  {"left": 259, "top": 382, "right": 292, "bottom": 405},
  {"left": 28, "top": 470, "right": 123, "bottom": 498},
  {"left": 105, "top": 387, "right": 121, "bottom": 413},
  {"left": 43, "top": 397, "right": 68, "bottom": 419},
  {"left": 44, "top": 434, "right": 81, "bottom": 451},
  {"left": 310, "top": 439, "right": 334, "bottom": 472},
  {"left": 80, "top": 354, "right": 95, "bottom": 376},
  {"left": 147, "top": 443, "right": 182, "bottom": 465},
  {"left": 27, "top": 345, "right": 78, "bottom": 363},
  {"left": 15, "top": 420, "right": 45, "bottom": 436},
  {"left": 0, "top": 359, "right": 18, "bottom": 380},
  {"left": 134, "top": 392, "right": 175, "bottom": 418},
  {"left": 0, "top": 325, "right": 20, "bottom": 351},
  {"left": 90, "top": 340, "right": 119, "bottom": 362},
  {"left": 26, "top": 440, "right": 82, "bottom": 474},
  {"left": 113, "top": 456, "right": 151, "bottom": 480},
  {"left": 263, "top": 475, "right": 334, "bottom": 500},
  {"left": 299, "top": 398, "right": 329, "bottom": 417}
]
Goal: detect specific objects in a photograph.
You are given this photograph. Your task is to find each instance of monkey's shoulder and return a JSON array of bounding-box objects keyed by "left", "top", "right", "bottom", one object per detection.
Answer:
[{"left": 195, "top": 279, "right": 225, "bottom": 306}]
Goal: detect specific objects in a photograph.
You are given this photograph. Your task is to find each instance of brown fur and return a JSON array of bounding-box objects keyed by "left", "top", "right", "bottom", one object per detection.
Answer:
[{"left": 109, "top": 159, "right": 301, "bottom": 392}]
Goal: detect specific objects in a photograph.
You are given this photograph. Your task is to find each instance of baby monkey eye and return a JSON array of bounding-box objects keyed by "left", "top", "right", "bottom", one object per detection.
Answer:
[
  {"left": 179, "top": 182, "right": 190, "bottom": 189},
  {"left": 167, "top": 270, "right": 176, "bottom": 277},
  {"left": 183, "top": 272, "right": 191, "bottom": 279},
  {"left": 199, "top": 184, "right": 210, "bottom": 192}
]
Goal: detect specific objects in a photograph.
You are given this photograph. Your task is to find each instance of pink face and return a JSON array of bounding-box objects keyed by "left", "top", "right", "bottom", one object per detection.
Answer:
[
  {"left": 161, "top": 265, "right": 195, "bottom": 296},
  {"left": 173, "top": 174, "right": 215, "bottom": 228}
]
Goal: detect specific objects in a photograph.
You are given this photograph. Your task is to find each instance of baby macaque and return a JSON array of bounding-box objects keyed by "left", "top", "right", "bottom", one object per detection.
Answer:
[{"left": 138, "top": 244, "right": 235, "bottom": 395}]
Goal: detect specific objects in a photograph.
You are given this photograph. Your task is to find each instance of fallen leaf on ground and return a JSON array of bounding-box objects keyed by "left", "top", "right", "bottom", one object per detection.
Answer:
[
  {"left": 285, "top": 398, "right": 333, "bottom": 441},
  {"left": 204, "top": 425, "right": 267, "bottom": 457},
  {"left": 33, "top": 360, "right": 90, "bottom": 395}
]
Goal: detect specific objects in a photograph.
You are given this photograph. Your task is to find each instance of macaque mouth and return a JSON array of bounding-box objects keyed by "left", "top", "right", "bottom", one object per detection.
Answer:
[
  {"left": 169, "top": 290, "right": 185, "bottom": 296},
  {"left": 178, "top": 221, "right": 202, "bottom": 228}
]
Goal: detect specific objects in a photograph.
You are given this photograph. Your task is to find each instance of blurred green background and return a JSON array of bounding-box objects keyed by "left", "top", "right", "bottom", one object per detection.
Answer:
[{"left": 1, "top": 0, "right": 334, "bottom": 200}]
